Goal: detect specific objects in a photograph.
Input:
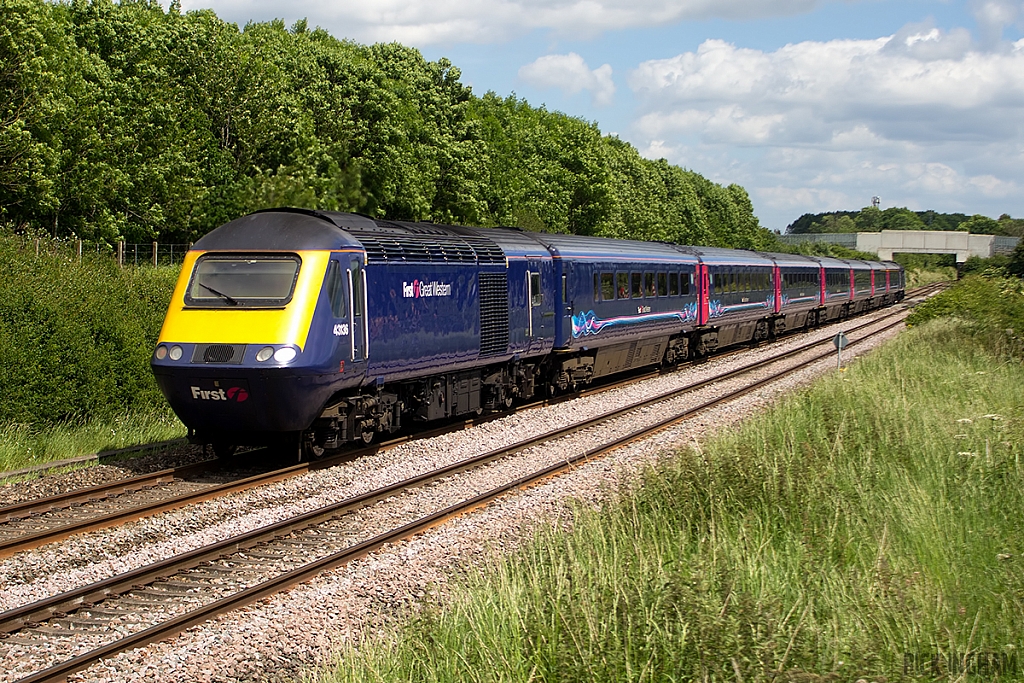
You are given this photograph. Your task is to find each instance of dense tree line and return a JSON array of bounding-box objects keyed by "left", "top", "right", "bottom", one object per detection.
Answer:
[
  {"left": 0, "top": 0, "right": 771, "bottom": 249},
  {"left": 787, "top": 206, "right": 1024, "bottom": 236}
]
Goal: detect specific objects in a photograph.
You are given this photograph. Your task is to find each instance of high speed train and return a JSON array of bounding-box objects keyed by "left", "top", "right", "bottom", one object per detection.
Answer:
[{"left": 151, "top": 209, "right": 904, "bottom": 459}]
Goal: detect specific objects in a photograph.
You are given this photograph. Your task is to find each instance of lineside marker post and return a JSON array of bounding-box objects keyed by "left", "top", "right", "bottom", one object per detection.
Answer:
[{"left": 833, "top": 331, "right": 849, "bottom": 369}]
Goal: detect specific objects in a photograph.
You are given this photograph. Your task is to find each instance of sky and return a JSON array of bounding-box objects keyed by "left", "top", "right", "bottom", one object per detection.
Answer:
[{"left": 178, "top": 0, "right": 1024, "bottom": 232}]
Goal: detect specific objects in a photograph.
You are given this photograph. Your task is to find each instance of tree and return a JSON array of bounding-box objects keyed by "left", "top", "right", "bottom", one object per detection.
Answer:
[
  {"left": 1008, "top": 241, "right": 1024, "bottom": 278},
  {"left": 881, "top": 208, "right": 926, "bottom": 231},
  {"left": 811, "top": 214, "right": 857, "bottom": 232},
  {"left": 956, "top": 214, "right": 1000, "bottom": 234}
]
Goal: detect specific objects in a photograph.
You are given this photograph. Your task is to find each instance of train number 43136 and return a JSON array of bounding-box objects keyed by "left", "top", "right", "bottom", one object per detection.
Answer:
[{"left": 332, "top": 323, "right": 350, "bottom": 337}]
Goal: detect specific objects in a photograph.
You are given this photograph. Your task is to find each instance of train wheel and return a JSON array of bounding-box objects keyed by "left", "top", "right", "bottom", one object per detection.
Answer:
[
  {"left": 213, "top": 443, "right": 237, "bottom": 461},
  {"left": 305, "top": 440, "right": 326, "bottom": 460}
]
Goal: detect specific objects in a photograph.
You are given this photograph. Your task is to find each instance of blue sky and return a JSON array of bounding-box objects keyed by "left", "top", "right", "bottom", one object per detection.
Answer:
[{"left": 179, "top": 0, "right": 1024, "bottom": 231}]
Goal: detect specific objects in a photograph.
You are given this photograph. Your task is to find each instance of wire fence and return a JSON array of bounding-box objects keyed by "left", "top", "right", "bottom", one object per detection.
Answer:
[
  {"left": 992, "top": 236, "right": 1021, "bottom": 255},
  {"left": 10, "top": 236, "right": 191, "bottom": 267}
]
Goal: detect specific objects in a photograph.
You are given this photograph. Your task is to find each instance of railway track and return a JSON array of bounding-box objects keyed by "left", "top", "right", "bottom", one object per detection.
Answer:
[
  {"left": 0, "top": 284, "right": 942, "bottom": 561},
  {"left": 0, "top": 286, "right": 941, "bottom": 562},
  {"left": 0, "top": 294, "right": 930, "bottom": 683}
]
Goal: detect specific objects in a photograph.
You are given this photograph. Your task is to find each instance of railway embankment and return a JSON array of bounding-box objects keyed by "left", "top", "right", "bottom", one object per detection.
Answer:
[
  {"left": 320, "top": 277, "right": 1024, "bottom": 683},
  {"left": 0, "top": 237, "right": 184, "bottom": 473}
]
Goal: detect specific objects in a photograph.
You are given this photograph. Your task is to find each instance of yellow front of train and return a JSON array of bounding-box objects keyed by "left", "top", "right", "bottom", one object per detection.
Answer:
[{"left": 150, "top": 209, "right": 367, "bottom": 447}]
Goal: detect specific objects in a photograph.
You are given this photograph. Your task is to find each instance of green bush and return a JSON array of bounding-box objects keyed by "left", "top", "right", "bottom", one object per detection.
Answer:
[
  {"left": 907, "top": 275, "right": 1024, "bottom": 358},
  {"left": 0, "top": 236, "right": 177, "bottom": 424}
]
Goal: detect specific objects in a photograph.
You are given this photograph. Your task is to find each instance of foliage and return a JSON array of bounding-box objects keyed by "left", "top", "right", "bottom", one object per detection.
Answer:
[
  {"left": 957, "top": 214, "right": 1000, "bottom": 234},
  {"left": 0, "top": 0, "right": 767, "bottom": 248},
  {"left": 959, "top": 254, "right": 1010, "bottom": 277},
  {"left": 1009, "top": 240, "right": 1024, "bottom": 277},
  {"left": 785, "top": 206, "right": 1024, "bottom": 235},
  {"left": 325, "top": 320, "right": 1024, "bottom": 682},
  {"left": 0, "top": 233, "right": 176, "bottom": 425},
  {"left": 907, "top": 275, "right": 1024, "bottom": 357}
]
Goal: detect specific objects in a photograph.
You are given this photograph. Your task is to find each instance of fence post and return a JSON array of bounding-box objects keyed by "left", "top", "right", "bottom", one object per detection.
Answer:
[
  {"left": 77, "top": 240, "right": 82, "bottom": 262},
  {"left": 152, "top": 241, "right": 158, "bottom": 267},
  {"left": 117, "top": 241, "right": 124, "bottom": 268},
  {"left": 34, "top": 239, "right": 40, "bottom": 257}
]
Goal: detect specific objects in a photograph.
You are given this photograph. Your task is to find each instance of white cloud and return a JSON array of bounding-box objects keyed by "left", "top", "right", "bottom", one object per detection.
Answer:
[
  {"left": 519, "top": 53, "right": 616, "bottom": 106},
  {"left": 180, "top": 0, "right": 824, "bottom": 45},
  {"left": 972, "top": 0, "right": 1024, "bottom": 47},
  {"left": 626, "top": 29, "right": 1024, "bottom": 228}
]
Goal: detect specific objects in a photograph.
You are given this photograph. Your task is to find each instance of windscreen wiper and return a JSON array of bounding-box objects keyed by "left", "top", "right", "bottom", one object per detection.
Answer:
[{"left": 197, "top": 281, "right": 240, "bottom": 306}]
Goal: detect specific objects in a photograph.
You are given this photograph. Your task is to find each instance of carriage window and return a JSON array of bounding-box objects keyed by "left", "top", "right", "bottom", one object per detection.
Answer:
[
  {"left": 669, "top": 273, "right": 679, "bottom": 296},
  {"left": 645, "top": 273, "right": 656, "bottom": 297},
  {"left": 683, "top": 273, "right": 692, "bottom": 295},
  {"left": 617, "top": 272, "right": 629, "bottom": 299},
  {"left": 631, "top": 272, "right": 643, "bottom": 298},
  {"left": 531, "top": 272, "right": 542, "bottom": 306},
  {"left": 657, "top": 272, "right": 668, "bottom": 297},
  {"left": 601, "top": 272, "right": 615, "bottom": 301}
]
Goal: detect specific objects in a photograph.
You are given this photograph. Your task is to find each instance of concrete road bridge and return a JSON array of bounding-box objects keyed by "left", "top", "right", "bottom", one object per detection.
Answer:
[{"left": 778, "top": 230, "right": 1020, "bottom": 263}]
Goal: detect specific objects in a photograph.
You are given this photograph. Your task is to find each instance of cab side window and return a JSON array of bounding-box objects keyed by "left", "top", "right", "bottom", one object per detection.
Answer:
[{"left": 325, "top": 261, "right": 347, "bottom": 318}]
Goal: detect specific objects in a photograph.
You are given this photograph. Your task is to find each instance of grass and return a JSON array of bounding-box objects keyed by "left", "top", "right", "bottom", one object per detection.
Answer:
[
  {"left": 906, "top": 266, "right": 956, "bottom": 287},
  {"left": 321, "top": 309, "right": 1024, "bottom": 682},
  {"left": 0, "top": 409, "right": 186, "bottom": 475}
]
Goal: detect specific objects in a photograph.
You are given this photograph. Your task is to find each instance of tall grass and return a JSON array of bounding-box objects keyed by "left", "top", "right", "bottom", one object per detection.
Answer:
[
  {"left": 324, "top": 315, "right": 1024, "bottom": 682},
  {"left": 0, "top": 410, "right": 185, "bottom": 475}
]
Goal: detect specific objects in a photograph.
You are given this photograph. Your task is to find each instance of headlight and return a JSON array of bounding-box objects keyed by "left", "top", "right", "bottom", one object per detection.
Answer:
[
  {"left": 256, "top": 346, "right": 274, "bottom": 362},
  {"left": 155, "top": 345, "right": 168, "bottom": 360},
  {"left": 273, "top": 347, "right": 297, "bottom": 363},
  {"left": 169, "top": 345, "right": 183, "bottom": 361}
]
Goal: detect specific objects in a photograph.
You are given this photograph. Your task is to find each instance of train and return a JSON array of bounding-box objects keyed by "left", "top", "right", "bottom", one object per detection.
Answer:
[{"left": 151, "top": 208, "right": 905, "bottom": 460}]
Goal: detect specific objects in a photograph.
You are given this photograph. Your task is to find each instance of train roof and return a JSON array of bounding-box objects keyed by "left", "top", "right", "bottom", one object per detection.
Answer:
[
  {"left": 673, "top": 246, "right": 775, "bottom": 267},
  {"left": 196, "top": 210, "right": 906, "bottom": 274},
  {"left": 516, "top": 232, "right": 700, "bottom": 262},
  {"left": 192, "top": 209, "right": 369, "bottom": 251}
]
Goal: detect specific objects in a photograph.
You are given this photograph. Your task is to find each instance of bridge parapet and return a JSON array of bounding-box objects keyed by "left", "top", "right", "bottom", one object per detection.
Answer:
[{"left": 779, "top": 230, "right": 1019, "bottom": 262}]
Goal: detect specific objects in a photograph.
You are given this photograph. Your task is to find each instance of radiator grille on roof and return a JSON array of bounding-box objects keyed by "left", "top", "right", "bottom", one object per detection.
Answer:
[
  {"left": 348, "top": 231, "right": 505, "bottom": 265},
  {"left": 478, "top": 273, "right": 509, "bottom": 357}
]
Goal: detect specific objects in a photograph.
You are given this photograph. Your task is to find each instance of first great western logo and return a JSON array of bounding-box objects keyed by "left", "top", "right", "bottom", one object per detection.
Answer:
[{"left": 402, "top": 279, "right": 452, "bottom": 298}]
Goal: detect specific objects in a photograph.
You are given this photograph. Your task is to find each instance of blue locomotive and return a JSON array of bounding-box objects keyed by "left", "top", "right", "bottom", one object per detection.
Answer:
[{"left": 151, "top": 209, "right": 904, "bottom": 459}]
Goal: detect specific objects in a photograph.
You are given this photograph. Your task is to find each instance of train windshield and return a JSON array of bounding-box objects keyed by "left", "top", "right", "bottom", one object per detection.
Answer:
[{"left": 185, "top": 254, "right": 301, "bottom": 307}]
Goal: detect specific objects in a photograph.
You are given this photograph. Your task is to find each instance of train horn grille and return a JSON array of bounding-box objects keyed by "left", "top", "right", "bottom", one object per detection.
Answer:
[{"left": 191, "top": 344, "right": 246, "bottom": 364}]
